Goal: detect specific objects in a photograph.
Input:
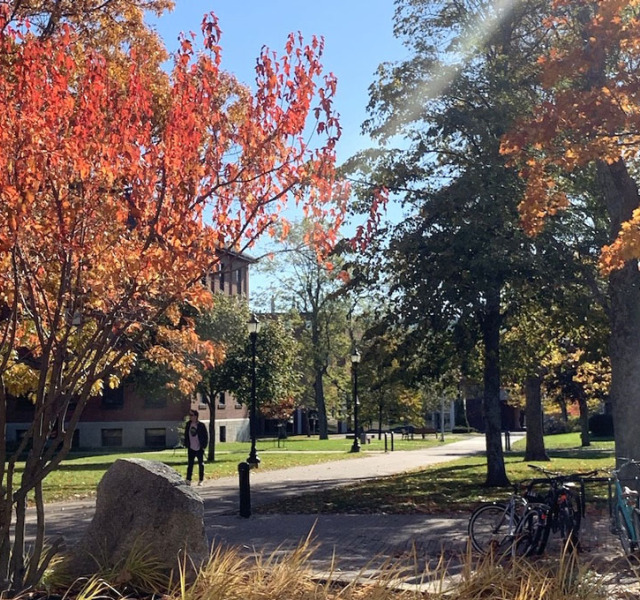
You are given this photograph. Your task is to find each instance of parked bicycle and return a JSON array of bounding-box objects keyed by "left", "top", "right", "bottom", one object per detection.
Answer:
[
  {"left": 467, "top": 485, "right": 544, "bottom": 557},
  {"left": 609, "top": 458, "right": 640, "bottom": 555},
  {"left": 523, "top": 464, "right": 600, "bottom": 554}
]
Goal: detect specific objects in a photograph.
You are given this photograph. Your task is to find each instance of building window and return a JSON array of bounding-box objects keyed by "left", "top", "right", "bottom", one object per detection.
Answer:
[
  {"left": 102, "top": 385, "right": 124, "bottom": 409},
  {"left": 219, "top": 263, "right": 225, "bottom": 292},
  {"left": 145, "top": 428, "right": 166, "bottom": 448},
  {"left": 237, "top": 268, "right": 243, "bottom": 295},
  {"left": 218, "top": 392, "right": 226, "bottom": 409},
  {"left": 101, "top": 428, "right": 123, "bottom": 447},
  {"left": 219, "top": 425, "right": 226, "bottom": 443},
  {"left": 15, "top": 395, "right": 35, "bottom": 412},
  {"left": 144, "top": 395, "right": 167, "bottom": 409}
]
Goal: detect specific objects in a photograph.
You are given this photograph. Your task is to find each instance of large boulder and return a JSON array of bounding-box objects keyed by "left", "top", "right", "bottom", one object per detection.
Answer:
[{"left": 67, "top": 458, "right": 208, "bottom": 576}]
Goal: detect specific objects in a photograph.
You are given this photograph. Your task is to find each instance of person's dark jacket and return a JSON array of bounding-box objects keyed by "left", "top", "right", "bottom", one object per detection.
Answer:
[{"left": 184, "top": 420, "right": 208, "bottom": 451}]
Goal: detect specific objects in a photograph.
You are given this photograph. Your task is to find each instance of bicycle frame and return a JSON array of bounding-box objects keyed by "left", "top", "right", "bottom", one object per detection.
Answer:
[
  {"left": 524, "top": 464, "right": 599, "bottom": 553},
  {"left": 468, "top": 487, "right": 542, "bottom": 557},
  {"left": 609, "top": 460, "right": 640, "bottom": 550}
]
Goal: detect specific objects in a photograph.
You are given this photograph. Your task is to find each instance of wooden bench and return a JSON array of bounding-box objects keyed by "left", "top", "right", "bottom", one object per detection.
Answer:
[{"left": 402, "top": 427, "right": 438, "bottom": 440}]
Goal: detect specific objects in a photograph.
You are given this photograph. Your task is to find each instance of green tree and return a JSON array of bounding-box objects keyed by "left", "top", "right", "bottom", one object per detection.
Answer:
[
  {"left": 356, "top": 330, "right": 425, "bottom": 434},
  {"left": 344, "top": 0, "right": 615, "bottom": 485},
  {"left": 224, "top": 318, "right": 302, "bottom": 425},
  {"left": 195, "top": 296, "right": 251, "bottom": 462},
  {"left": 501, "top": 0, "right": 640, "bottom": 462},
  {"left": 255, "top": 222, "right": 352, "bottom": 439}
]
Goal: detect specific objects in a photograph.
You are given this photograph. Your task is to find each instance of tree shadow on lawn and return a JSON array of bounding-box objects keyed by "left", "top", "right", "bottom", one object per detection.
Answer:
[
  {"left": 256, "top": 450, "right": 615, "bottom": 516},
  {"left": 255, "top": 462, "right": 488, "bottom": 515},
  {"left": 547, "top": 448, "right": 614, "bottom": 459}
]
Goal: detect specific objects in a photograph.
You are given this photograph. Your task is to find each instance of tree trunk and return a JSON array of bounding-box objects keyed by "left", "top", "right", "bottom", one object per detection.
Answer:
[
  {"left": 559, "top": 398, "right": 568, "bottom": 423},
  {"left": 524, "top": 374, "right": 549, "bottom": 461},
  {"left": 482, "top": 287, "right": 509, "bottom": 487},
  {"left": 598, "top": 159, "right": 640, "bottom": 462},
  {"left": 207, "top": 385, "right": 217, "bottom": 462},
  {"left": 314, "top": 369, "right": 328, "bottom": 439},
  {"left": 578, "top": 391, "right": 590, "bottom": 447}
]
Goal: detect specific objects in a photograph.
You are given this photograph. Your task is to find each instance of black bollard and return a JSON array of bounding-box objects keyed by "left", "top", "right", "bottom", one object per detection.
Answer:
[
  {"left": 504, "top": 430, "right": 511, "bottom": 452},
  {"left": 238, "top": 461, "right": 251, "bottom": 518},
  {"left": 384, "top": 432, "right": 388, "bottom": 453},
  {"left": 390, "top": 431, "right": 394, "bottom": 451}
]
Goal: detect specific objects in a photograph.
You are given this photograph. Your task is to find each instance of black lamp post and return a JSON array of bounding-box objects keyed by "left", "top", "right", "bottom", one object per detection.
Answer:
[
  {"left": 350, "top": 348, "right": 361, "bottom": 453},
  {"left": 247, "top": 314, "right": 261, "bottom": 467}
]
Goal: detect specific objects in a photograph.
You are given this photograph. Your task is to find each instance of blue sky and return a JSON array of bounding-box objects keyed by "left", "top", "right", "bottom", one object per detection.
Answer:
[
  {"left": 149, "top": 2, "right": 407, "bottom": 301},
  {"left": 149, "top": 1, "right": 407, "bottom": 164}
]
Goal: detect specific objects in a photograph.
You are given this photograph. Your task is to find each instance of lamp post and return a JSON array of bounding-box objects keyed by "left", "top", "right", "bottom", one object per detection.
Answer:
[
  {"left": 350, "top": 348, "right": 361, "bottom": 453},
  {"left": 247, "top": 314, "right": 261, "bottom": 467}
]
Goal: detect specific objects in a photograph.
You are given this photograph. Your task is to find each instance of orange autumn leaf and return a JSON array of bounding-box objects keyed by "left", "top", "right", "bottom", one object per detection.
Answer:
[
  {"left": 0, "top": 11, "right": 348, "bottom": 402},
  {"left": 501, "top": 0, "right": 640, "bottom": 271}
]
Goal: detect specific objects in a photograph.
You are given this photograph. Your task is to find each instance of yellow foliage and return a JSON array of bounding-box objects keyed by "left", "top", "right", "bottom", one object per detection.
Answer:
[{"left": 91, "top": 379, "right": 104, "bottom": 397}]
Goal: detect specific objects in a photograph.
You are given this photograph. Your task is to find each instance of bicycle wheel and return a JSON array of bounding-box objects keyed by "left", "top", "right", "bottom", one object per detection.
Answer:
[
  {"left": 468, "top": 503, "right": 511, "bottom": 554},
  {"left": 632, "top": 508, "right": 640, "bottom": 552},
  {"left": 562, "top": 491, "right": 582, "bottom": 549},
  {"left": 513, "top": 507, "right": 545, "bottom": 557},
  {"left": 468, "top": 503, "right": 533, "bottom": 555},
  {"left": 531, "top": 504, "right": 551, "bottom": 555},
  {"left": 616, "top": 507, "right": 634, "bottom": 555}
]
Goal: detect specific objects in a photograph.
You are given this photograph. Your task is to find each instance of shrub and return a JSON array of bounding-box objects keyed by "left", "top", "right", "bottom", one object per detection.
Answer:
[
  {"left": 452, "top": 426, "right": 477, "bottom": 434},
  {"left": 543, "top": 415, "right": 570, "bottom": 435},
  {"left": 588, "top": 413, "right": 614, "bottom": 438}
]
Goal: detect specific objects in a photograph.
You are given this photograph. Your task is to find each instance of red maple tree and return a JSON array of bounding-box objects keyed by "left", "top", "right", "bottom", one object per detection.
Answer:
[{"left": 0, "top": 9, "right": 348, "bottom": 588}]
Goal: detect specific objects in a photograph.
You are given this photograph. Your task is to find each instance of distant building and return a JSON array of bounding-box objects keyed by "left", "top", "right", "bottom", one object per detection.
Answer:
[{"left": 6, "top": 249, "right": 255, "bottom": 450}]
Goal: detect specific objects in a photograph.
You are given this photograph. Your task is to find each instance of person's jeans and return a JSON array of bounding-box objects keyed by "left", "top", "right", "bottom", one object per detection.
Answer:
[{"left": 187, "top": 448, "right": 205, "bottom": 482}]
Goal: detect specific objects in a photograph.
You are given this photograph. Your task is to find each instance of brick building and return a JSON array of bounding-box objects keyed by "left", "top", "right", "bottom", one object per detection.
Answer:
[{"left": 6, "top": 249, "right": 254, "bottom": 450}]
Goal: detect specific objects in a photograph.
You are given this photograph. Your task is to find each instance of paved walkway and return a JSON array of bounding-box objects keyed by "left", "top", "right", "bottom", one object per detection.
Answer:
[
  {"left": 33, "top": 435, "right": 512, "bottom": 577},
  {"left": 203, "top": 435, "right": 495, "bottom": 575},
  {"left": 29, "top": 433, "right": 631, "bottom": 591}
]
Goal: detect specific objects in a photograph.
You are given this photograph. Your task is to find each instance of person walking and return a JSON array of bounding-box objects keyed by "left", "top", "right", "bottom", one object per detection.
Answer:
[{"left": 185, "top": 409, "right": 208, "bottom": 486}]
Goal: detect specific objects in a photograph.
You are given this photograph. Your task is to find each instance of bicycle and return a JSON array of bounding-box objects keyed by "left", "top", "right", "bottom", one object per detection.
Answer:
[
  {"left": 609, "top": 458, "right": 640, "bottom": 555},
  {"left": 468, "top": 485, "right": 544, "bottom": 557},
  {"left": 524, "top": 464, "right": 600, "bottom": 554}
]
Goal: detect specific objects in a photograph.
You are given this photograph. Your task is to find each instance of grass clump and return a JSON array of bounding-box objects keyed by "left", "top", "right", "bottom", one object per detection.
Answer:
[
  {"left": 39, "top": 538, "right": 616, "bottom": 600},
  {"left": 456, "top": 548, "right": 609, "bottom": 600}
]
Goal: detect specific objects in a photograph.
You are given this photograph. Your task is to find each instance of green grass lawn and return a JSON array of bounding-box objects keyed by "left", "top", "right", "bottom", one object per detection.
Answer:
[
  {"left": 22, "top": 431, "right": 613, "bottom": 509},
  {"left": 27, "top": 433, "right": 462, "bottom": 504},
  {"left": 255, "top": 432, "right": 616, "bottom": 515}
]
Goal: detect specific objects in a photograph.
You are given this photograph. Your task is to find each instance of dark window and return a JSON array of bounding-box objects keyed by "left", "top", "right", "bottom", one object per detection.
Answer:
[
  {"left": 102, "top": 385, "right": 124, "bottom": 409},
  {"left": 144, "top": 395, "right": 167, "bottom": 409},
  {"left": 237, "top": 268, "right": 243, "bottom": 294},
  {"left": 218, "top": 392, "right": 226, "bottom": 408},
  {"left": 15, "top": 395, "right": 35, "bottom": 411},
  {"left": 101, "top": 428, "right": 123, "bottom": 447},
  {"left": 219, "top": 263, "right": 225, "bottom": 292},
  {"left": 145, "top": 428, "right": 166, "bottom": 448},
  {"left": 219, "top": 425, "right": 226, "bottom": 443}
]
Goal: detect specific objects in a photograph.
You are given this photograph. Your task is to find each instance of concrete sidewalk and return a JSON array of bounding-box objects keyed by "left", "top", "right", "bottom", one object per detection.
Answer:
[
  {"left": 36, "top": 434, "right": 495, "bottom": 575},
  {"left": 31, "top": 432, "right": 625, "bottom": 588},
  {"left": 201, "top": 435, "right": 492, "bottom": 574}
]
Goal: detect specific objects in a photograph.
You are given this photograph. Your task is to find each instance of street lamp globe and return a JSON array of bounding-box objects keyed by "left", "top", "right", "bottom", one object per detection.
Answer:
[
  {"left": 350, "top": 348, "right": 361, "bottom": 453},
  {"left": 247, "top": 314, "right": 261, "bottom": 467},
  {"left": 248, "top": 313, "right": 261, "bottom": 335}
]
